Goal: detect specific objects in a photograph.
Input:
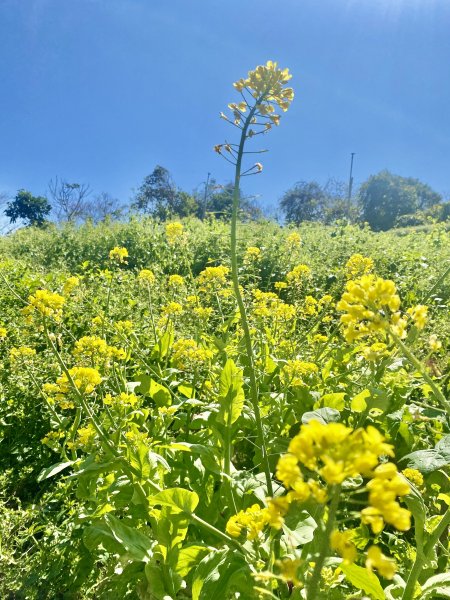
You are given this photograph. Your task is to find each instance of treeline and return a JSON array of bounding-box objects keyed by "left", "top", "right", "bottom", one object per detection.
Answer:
[{"left": 2, "top": 165, "right": 449, "bottom": 232}]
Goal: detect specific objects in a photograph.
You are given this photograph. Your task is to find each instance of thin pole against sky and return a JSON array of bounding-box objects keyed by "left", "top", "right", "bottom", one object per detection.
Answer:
[{"left": 347, "top": 153, "right": 355, "bottom": 216}]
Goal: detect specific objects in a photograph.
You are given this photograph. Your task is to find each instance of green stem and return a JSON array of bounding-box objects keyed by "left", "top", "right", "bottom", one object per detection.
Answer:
[
  {"left": 390, "top": 329, "right": 450, "bottom": 415},
  {"left": 306, "top": 485, "right": 341, "bottom": 600},
  {"left": 402, "top": 507, "right": 450, "bottom": 600},
  {"left": 230, "top": 97, "right": 273, "bottom": 497}
]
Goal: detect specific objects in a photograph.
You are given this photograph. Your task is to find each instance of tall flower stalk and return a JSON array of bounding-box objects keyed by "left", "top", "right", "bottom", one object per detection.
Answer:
[{"left": 216, "top": 61, "right": 294, "bottom": 496}]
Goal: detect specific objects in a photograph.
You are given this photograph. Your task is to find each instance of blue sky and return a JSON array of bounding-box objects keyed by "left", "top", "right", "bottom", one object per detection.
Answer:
[{"left": 1, "top": 0, "right": 449, "bottom": 211}]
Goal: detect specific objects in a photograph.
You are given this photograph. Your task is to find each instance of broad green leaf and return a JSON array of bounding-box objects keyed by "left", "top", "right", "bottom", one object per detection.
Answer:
[
  {"left": 136, "top": 375, "right": 172, "bottom": 407},
  {"left": 351, "top": 389, "right": 370, "bottom": 412},
  {"left": 302, "top": 407, "right": 340, "bottom": 425},
  {"left": 421, "top": 572, "right": 450, "bottom": 599},
  {"left": 435, "top": 435, "right": 450, "bottom": 461},
  {"left": 37, "top": 460, "right": 73, "bottom": 482},
  {"left": 340, "top": 563, "right": 385, "bottom": 600},
  {"left": 192, "top": 549, "right": 249, "bottom": 600},
  {"left": 217, "top": 359, "right": 244, "bottom": 426},
  {"left": 157, "top": 506, "right": 189, "bottom": 549},
  {"left": 282, "top": 511, "right": 317, "bottom": 546},
  {"left": 150, "top": 488, "right": 199, "bottom": 514},
  {"left": 317, "top": 392, "right": 346, "bottom": 410},
  {"left": 175, "top": 545, "right": 210, "bottom": 577},
  {"left": 178, "top": 384, "right": 194, "bottom": 398},
  {"left": 400, "top": 449, "right": 448, "bottom": 474},
  {"left": 84, "top": 515, "right": 155, "bottom": 563},
  {"left": 151, "top": 328, "right": 174, "bottom": 360}
]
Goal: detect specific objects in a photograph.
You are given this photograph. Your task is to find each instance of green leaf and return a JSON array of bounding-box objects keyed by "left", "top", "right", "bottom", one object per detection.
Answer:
[
  {"left": 400, "top": 449, "right": 448, "bottom": 474},
  {"left": 435, "top": 435, "right": 450, "bottom": 461},
  {"left": 340, "top": 563, "right": 385, "bottom": 600},
  {"left": 421, "top": 572, "right": 450, "bottom": 599},
  {"left": 217, "top": 359, "right": 244, "bottom": 426},
  {"left": 150, "top": 488, "right": 199, "bottom": 514},
  {"left": 178, "top": 384, "right": 194, "bottom": 398},
  {"left": 302, "top": 407, "right": 340, "bottom": 425},
  {"left": 84, "top": 515, "right": 155, "bottom": 563},
  {"left": 136, "top": 375, "right": 172, "bottom": 407},
  {"left": 192, "top": 549, "right": 250, "bottom": 600},
  {"left": 317, "top": 392, "right": 346, "bottom": 410},
  {"left": 351, "top": 389, "right": 370, "bottom": 413},
  {"left": 37, "top": 460, "right": 73, "bottom": 482},
  {"left": 175, "top": 545, "right": 210, "bottom": 577},
  {"left": 282, "top": 511, "right": 317, "bottom": 546}
]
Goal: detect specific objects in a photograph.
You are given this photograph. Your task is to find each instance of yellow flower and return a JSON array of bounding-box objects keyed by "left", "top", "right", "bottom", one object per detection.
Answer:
[
  {"left": 10, "top": 346, "right": 36, "bottom": 362},
  {"left": 428, "top": 334, "right": 442, "bottom": 352},
  {"left": 109, "top": 246, "right": 128, "bottom": 263},
  {"left": 286, "top": 264, "right": 311, "bottom": 285},
  {"left": 161, "top": 301, "right": 183, "bottom": 316},
  {"left": 407, "top": 304, "right": 428, "bottom": 329},
  {"left": 138, "top": 269, "right": 156, "bottom": 285},
  {"left": 244, "top": 246, "right": 262, "bottom": 260},
  {"left": 345, "top": 254, "right": 374, "bottom": 279},
  {"left": 63, "top": 276, "right": 80, "bottom": 295},
  {"left": 0, "top": 326, "right": 7, "bottom": 338},
  {"left": 171, "top": 338, "right": 213, "bottom": 370},
  {"left": 24, "top": 289, "right": 65, "bottom": 321},
  {"left": 168, "top": 274, "right": 185, "bottom": 288},
  {"left": 198, "top": 265, "right": 229, "bottom": 287},
  {"left": 166, "top": 222, "right": 184, "bottom": 245},
  {"left": 286, "top": 231, "right": 301, "bottom": 247},
  {"left": 365, "top": 546, "right": 396, "bottom": 580},
  {"left": 402, "top": 468, "right": 424, "bottom": 487},
  {"left": 68, "top": 423, "right": 97, "bottom": 450},
  {"left": 57, "top": 367, "right": 102, "bottom": 395},
  {"left": 282, "top": 360, "right": 318, "bottom": 387},
  {"left": 275, "top": 281, "right": 288, "bottom": 290},
  {"left": 330, "top": 530, "right": 357, "bottom": 564},
  {"left": 276, "top": 558, "right": 303, "bottom": 587}
]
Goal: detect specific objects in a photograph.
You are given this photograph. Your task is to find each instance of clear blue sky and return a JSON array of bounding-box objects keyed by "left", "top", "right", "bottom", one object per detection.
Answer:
[{"left": 1, "top": 0, "right": 449, "bottom": 211}]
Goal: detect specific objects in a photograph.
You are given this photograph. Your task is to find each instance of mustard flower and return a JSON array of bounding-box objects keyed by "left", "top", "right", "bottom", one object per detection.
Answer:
[
  {"left": 330, "top": 530, "right": 357, "bottom": 564},
  {"left": 63, "top": 276, "right": 80, "bottom": 296},
  {"left": 138, "top": 269, "right": 156, "bottom": 285},
  {"left": 57, "top": 367, "right": 102, "bottom": 395},
  {"left": 109, "top": 246, "right": 128, "bottom": 263},
  {"left": 286, "top": 264, "right": 311, "bottom": 285},
  {"left": 286, "top": 231, "right": 301, "bottom": 247},
  {"left": 365, "top": 546, "right": 396, "bottom": 580},
  {"left": 402, "top": 468, "right": 424, "bottom": 488},
  {"left": 407, "top": 304, "right": 428, "bottom": 329},
  {"left": 168, "top": 274, "right": 185, "bottom": 288},
  {"left": 166, "top": 222, "right": 184, "bottom": 245},
  {"left": 345, "top": 254, "right": 374, "bottom": 279},
  {"left": 24, "top": 289, "right": 65, "bottom": 321},
  {"left": 428, "top": 334, "right": 442, "bottom": 352}
]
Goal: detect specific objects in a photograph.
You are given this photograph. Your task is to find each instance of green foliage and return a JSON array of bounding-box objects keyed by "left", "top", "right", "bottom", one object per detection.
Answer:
[
  {"left": 4, "top": 189, "right": 51, "bottom": 227},
  {"left": 359, "top": 170, "right": 442, "bottom": 231}
]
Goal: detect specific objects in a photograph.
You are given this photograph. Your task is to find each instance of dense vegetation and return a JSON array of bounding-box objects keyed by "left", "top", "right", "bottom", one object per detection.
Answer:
[
  {"left": 1, "top": 61, "right": 449, "bottom": 600},
  {"left": 0, "top": 215, "right": 449, "bottom": 599}
]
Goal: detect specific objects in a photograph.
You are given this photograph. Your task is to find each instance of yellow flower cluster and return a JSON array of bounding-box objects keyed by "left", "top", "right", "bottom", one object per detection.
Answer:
[
  {"left": 68, "top": 423, "right": 97, "bottom": 450},
  {"left": 226, "top": 497, "right": 289, "bottom": 540},
  {"left": 282, "top": 360, "right": 319, "bottom": 387},
  {"left": 24, "top": 289, "right": 65, "bottom": 321},
  {"left": 171, "top": 338, "right": 213, "bottom": 370},
  {"left": 168, "top": 274, "right": 185, "bottom": 288},
  {"left": 337, "top": 275, "right": 407, "bottom": 342},
  {"left": 428, "top": 334, "right": 442, "bottom": 352},
  {"left": 286, "top": 264, "right": 311, "bottom": 285},
  {"left": 360, "top": 342, "right": 390, "bottom": 362},
  {"left": 407, "top": 304, "right": 428, "bottom": 329},
  {"left": 56, "top": 367, "right": 102, "bottom": 395},
  {"left": 73, "top": 335, "right": 126, "bottom": 365},
  {"left": 330, "top": 530, "right": 357, "bottom": 564},
  {"left": 361, "top": 463, "right": 411, "bottom": 533},
  {"left": 161, "top": 301, "right": 183, "bottom": 317},
  {"left": 345, "top": 254, "right": 374, "bottom": 279},
  {"left": 233, "top": 60, "right": 293, "bottom": 112},
  {"left": 0, "top": 326, "right": 7, "bottom": 338},
  {"left": 62, "top": 276, "right": 80, "bottom": 296},
  {"left": 402, "top": 468, "right": 424, "bottom": 487},
  {"left": 9, "top": 346, "right": 36, "bottom": 362},
  {"left": 244, "top": 246, "right": 262, "bottom": 261},
  {"left": 166, "top": 222, "right": 184, "bottom": 245},
  {"left": 138, "top": 269, "right": 156, "bottom": 285},
  {"left": 286, "top": 231, "right": 301, "bottom": 247},
  {"left": 197, "top": 265, "right": 229, "bottom": 287},
  {"left": 365, "top": 546, "right": 396, "bottom": 579},
  {"left": 109, "top": 246, "right": 128, "bottom": 263},
  {"left": 103, "top": 392, "right": 138, "bottom": 407}
]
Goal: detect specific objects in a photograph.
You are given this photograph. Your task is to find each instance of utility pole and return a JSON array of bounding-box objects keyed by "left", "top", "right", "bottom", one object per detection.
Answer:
[
  {"left": 347, "top": 152, "right": 355, "bottom": 217},
  {"left": 202, "top": 172, "right": 210, "bottom": 220}
]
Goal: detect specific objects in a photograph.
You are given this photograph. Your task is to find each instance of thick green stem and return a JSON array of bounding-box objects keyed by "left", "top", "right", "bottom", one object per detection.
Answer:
[
  {"left": 230, "top": 98, "right": 273, "bottom": 497},
  {"left": 402, "top": 507, "right": 450, "bottom": 600},
  {"left": 306, "top": 485, "right": 341, "bottom": 600},
  {"left": 390, "top": 330, "right": 450, "bottom": 415}
]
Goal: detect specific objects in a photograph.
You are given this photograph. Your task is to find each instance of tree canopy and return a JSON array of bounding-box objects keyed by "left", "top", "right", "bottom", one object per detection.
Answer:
[{"left": 4, "top": 190, "right": 51, "bottom": 227}]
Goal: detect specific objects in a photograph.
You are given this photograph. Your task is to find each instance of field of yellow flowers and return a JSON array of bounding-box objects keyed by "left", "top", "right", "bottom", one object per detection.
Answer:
[{"left": 1, "top": 62, "right": 449, "bottom": 599}]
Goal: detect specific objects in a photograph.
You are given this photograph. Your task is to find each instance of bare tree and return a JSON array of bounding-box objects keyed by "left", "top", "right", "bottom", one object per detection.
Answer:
[
  {"left": 48, "top": 177, "right": 91, "bottom": 222},
  {"left": 84, "top": 192, "right": 126, "bottom": 223}
]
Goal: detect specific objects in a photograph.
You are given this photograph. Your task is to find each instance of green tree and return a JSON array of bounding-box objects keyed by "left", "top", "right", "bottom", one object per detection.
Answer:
[
  {"left": 4, "top": 189, "right": 51, "bottom": 227},
  {"left": 133, "top": 165, "right": 198, "bottom": 220},
  {"left": 203, "top": 182, "right": 262, "bottom": 221},
  {"left": 279, "top": 181, "right": 327, "bottom": 224},
  {"left": 359, "top": 170, "right": 442, "bottom": 231}
]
